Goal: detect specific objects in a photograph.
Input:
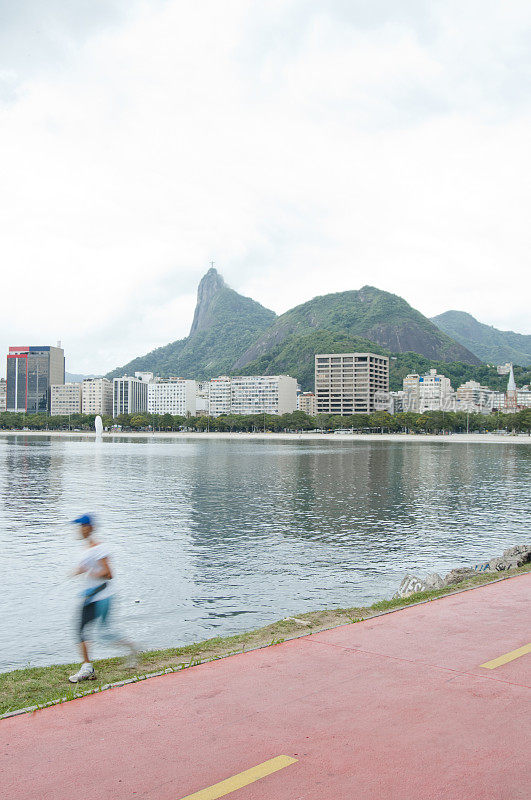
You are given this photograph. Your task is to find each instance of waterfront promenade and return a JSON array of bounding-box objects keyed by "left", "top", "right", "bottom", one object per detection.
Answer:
[
  {"left": 1, "top": 430, "right": 530, "bottom": 443},
  {"left": 2, "top": 573, "right": 529, "bottom": 799}
]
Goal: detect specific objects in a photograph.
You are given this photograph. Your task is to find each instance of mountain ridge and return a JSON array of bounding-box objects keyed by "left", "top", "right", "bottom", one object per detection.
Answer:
[
  {"left": 431, "top": 310, "right": 531, "bottom": 367},
  {"left": 108, "top": 270, "right": 483, "bottom": 382},
  {"left": 234, "top": 285, "right": 480, "bottom": 369}
]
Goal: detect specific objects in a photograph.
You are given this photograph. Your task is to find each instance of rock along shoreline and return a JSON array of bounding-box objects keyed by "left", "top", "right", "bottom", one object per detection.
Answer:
[{"left": 395, "top": 543, "right": 531, "bottom": 598}]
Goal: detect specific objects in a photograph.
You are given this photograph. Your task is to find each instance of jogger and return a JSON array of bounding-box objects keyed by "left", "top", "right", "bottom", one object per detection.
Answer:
[{"left": 69, "top": 514, "right": 137, "bottom": 683}]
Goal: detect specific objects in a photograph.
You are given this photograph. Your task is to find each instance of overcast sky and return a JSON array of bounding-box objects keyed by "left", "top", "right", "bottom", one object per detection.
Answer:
[{"left": 1, "top": 0, "right": 530, "bottom": 375}]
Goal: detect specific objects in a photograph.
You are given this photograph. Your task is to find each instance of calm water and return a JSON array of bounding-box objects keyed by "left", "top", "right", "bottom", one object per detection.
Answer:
[{"left": 0, "top": 434, "right": 529, "bottom": 672}]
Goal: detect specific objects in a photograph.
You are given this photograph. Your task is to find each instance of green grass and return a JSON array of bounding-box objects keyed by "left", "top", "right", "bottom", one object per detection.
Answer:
[{"left": 1, "top": 563, "right": 529, "bottom": 717}]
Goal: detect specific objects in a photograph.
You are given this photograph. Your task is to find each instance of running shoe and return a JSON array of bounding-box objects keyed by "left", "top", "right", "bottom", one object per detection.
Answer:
[{"left": 68, "top": 663, "right": 96, "bottom": 683}]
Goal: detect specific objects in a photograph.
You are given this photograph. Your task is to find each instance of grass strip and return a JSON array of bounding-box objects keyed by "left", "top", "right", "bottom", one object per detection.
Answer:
[{"left": 1, "top": 563, "right": 529, "bottom": 718}]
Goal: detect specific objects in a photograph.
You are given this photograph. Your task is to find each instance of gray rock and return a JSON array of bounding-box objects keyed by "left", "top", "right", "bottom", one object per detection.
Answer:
[
  {"left": 443, "top": 567, "right": 476, "bottom": 586},
  {"left": 502, "top": 544, "right": 531, "bottom": 566},
  {"left": 489, "top": 557, "right": 511, "bottom": 572},
  {"left": 395, "top": 574, "right": 428, "bottom": 598},
  {"left": 424, "top": 573, "right": 444, "bottom": 590}
]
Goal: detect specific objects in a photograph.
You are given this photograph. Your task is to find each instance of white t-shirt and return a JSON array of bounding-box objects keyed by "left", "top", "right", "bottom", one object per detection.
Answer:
[{"left": 78, "top": 543, "right": 114, "bottom": 600}]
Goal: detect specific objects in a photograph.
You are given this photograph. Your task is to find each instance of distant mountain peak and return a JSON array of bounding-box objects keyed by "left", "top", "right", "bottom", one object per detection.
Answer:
[
  {"left": 431, "top": 310, "right": 531, "bottom": 366},
  {"left": 189, "top": 267, "right": 227, "bottom": 336}
]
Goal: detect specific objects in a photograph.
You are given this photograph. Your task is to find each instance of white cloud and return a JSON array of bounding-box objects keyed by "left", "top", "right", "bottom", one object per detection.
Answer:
[{"left": 0, "top": 0, "right": 530, "bottom": 374}]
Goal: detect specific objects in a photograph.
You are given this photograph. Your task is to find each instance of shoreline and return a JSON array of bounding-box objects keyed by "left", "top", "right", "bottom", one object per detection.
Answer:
[
  {"left": 0, "top": 429, "right": 529, "bottom": 443},
  {"left": 1, "top": 564, "right": 529, "bottom": 718}
]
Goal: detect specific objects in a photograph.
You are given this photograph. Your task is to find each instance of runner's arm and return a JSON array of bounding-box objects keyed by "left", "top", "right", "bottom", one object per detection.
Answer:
[{"left": 92, "top": 556, "right": 113, "bottom": 580}]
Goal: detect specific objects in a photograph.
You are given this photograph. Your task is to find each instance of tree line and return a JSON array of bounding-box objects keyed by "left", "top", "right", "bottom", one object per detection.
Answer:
[{"left": 0, "top": 408, "right": 529, "bottom": 433}]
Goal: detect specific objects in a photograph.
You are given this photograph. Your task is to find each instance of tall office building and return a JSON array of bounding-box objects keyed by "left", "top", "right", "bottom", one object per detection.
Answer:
[
  {"left": 6, "top": 344, "right": 65, "bottom": 413},
  {"left": 315, "top": 353, "right": 389, "bottom": 415},
  {"left": 147, "top": 378, "right": 197, "bottom": 416},
  {"left": 50, "top": 383, "right": 82, "bottom": 415},
  {"left": 0, "top": 378, "right": 6, "bottom": 412},
  {"left": 81, "top": 378, "right": 113, "bottom": 415},
  {"left": 208, "top": 375, "right": 298, "bottom": 416},
  {"left": 112, "top": 372, "right": 151, "bottom": 417}
]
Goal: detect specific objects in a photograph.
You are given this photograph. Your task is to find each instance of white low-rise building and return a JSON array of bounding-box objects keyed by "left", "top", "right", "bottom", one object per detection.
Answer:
[
  {"left": 147, "top": 378, "right": 196, "bottom": 416},
  {"left": 297, "top": 391, "right": 316, "bottom": 416},
  {"left": 403, "top": 369, "right": 455, "bottom": 412},
  {"left": 81, "top": 378, "right": 113, "bottom": 416},
  {"left": 195, "top": 381, "right": 210, "bottom": 415},
  {"left": 0, "top": 378, "right": 6, "bottom": 412},
  {"left": 517, "top": 389, "right": 531, "bottom": 408},
  {"left": 208, "top": 375, "right": 298, "bottom": 416},
  {"left": 456, "top": 380, "right": 493, "bottom": 413},
  {"left": 50, "top": 383, "right": 82, "bottom": 415}
]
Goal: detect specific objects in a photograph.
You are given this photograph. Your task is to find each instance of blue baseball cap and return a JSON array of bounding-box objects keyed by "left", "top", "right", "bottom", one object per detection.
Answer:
[{"left": 72, "top": 514, "right": 94, "bottom": 526}]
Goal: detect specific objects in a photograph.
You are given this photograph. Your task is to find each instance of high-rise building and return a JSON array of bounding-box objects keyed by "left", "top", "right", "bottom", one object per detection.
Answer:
[
  {"left": 81, "top": 378, "right": 113, "bottom": 415},
  {"left": 112, "top": 372, "right": 151, "bottom": 417},
  {"left": 6, "top": 345, "right": 65, "bottom": 413},
  {"left": 208, "top": 375, "right": 298, "bottom": 416},
  {"left": 0, "top": 378, "right": 6, "bottom": 412},
  {"left": 147, "top": 378, "right": 196, "bottom": 416},
  {"left": 50, "top": 383, "right": 82, "bottom": 415},
  {"left": 315, "top": 353, "right": 389, "bottom": 415}
]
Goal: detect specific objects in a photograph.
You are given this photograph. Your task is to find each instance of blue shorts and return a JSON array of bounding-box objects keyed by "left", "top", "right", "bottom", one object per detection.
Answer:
[{"left": 78, "top": 596, "right": 119, "bottom": 643}]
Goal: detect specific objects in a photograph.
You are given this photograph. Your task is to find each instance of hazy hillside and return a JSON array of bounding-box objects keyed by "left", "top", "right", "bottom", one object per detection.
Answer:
[
  {"left": 431, "top": 311, "right": 531, "bottom": 367},
  {"left": 234, "top": 286, "right": 480, "bottom": 370},
  {"left": 107, "top": 268, "right": 276, "bottom": 379}
]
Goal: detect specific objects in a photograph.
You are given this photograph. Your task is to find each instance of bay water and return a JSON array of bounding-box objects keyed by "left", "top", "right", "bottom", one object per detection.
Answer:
[{"left": 1, "top": 434, "right": 529, "bottom": 672}]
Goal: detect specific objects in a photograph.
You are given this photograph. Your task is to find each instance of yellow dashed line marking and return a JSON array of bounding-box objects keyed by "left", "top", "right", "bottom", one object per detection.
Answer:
[
  {"left": 480, "top": 643, "right": 531, "bottom": 670},
  {"left": 178, "top": 755, "right": 298, "bottom": 800}
]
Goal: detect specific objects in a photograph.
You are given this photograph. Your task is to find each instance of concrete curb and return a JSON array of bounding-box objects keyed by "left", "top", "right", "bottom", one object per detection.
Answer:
[{"left": 1, "top": 569, "right": 528, "bottom": 721}]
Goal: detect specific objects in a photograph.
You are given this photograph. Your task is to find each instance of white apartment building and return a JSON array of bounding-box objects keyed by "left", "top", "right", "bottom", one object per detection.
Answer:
[
  {"left": 195, "top": 381, "right": 210, "bottom": 415},
  {"left": 496, "top": 363, "right": 512, "bottom": 375},
  {"left": 50, "top": 383, "right": 82, "bottom": 415},
  {"left": 403, "top": 369, "right": 454, "bottom": 412},
  {"left": 315, "top": 353, "right": 389, "bottom": 415},
  {"left": 490, "top": 391, "right": 506, "bottom": 411},
  {"left": 456, "top": 381, "right": 493, "bottom": 413},
  {"left": 208, "top": 375, "right": 298, "bottom": 416},
  {"left": 208, "top": 377, "right": 232, "bottom": 416},
  {"left": 0, "top": 378, "right": 6, "bottom": 412},
  {"left": 113, "top": 372, "right": 151, "bottom": 417},
  {"left": 517, "top": 389, "right": 531, "bottom": 408},
  {"left": 147, "top": 378, "right": 196, "bottom": 416},
  {"left": 81, "top": 378, "right": 113, "bottom": 416},
  {"left": 297, "top": 391, "right": 316, "bottom": 416}
]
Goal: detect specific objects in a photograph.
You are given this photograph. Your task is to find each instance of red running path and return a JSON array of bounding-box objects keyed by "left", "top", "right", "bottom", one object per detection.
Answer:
[{"left": 2, "top": 574, "right": 530, "bottom": 800}]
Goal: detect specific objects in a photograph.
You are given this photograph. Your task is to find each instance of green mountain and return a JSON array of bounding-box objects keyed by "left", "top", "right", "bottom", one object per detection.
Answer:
[
  {"left": 107, "top": 268, "right": 277, "bottom": 379},
  {"left": 240, "top": 329, "right": 531, "bottom": 391},
  {"left": 431, "top": 311, "right": 531, "bottom": 367},
  {"left": 234, "top": 286, "right": 480, "bottom": 372}
]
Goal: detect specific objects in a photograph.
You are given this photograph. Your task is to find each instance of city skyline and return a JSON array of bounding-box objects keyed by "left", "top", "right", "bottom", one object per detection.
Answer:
[{"left": 1, "top": 2, "right": 531, "bottom": 374}]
